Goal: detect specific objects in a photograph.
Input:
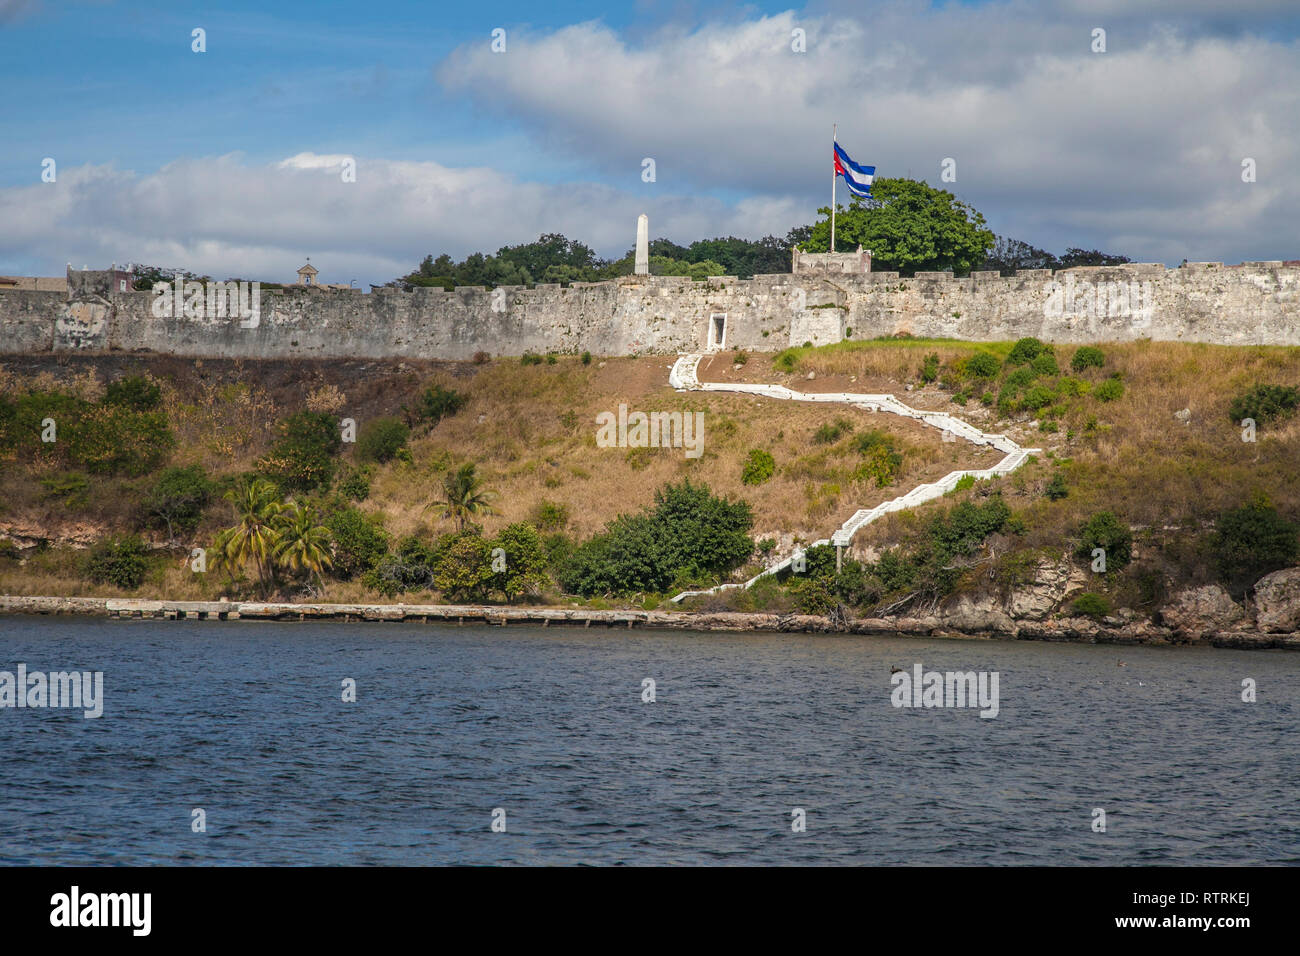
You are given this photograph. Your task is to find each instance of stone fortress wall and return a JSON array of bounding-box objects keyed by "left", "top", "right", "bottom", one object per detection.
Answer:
[{"left": 2, "top": 259, "right": 1299, "bottom": 359}]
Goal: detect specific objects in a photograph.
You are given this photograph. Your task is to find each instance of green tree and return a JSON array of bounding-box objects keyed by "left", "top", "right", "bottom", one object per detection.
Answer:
[
  {"left": 804, "top": 178, "right": 995, "bottom": 276},
  {"left": 325, "top": 507, "right": 390, "bottom": 579},
  {"left": 273, "top": 500, "right": 334, "bottom": 587},
  {"left": 86, "top": 535, "right": 150, "bottom": 590},
  {"left": 212, "top": 477, "right": 286, "bottom": 594},
  {"left": 1212, "top": 497, "right": 1299, "bottom": 593},
  {"left": 1077, "top": 511, "right": 1132, "bottom": 571},
  {"left": 259, "top": 411, "right": 341, "bottom": 492},
  {"left": 356, "top": 417, "right": 409, "bottom": 463},
  {"left": 434, "top": 530, "right": 493, "bottom": 602},
  {"left": 433, "top": 463, "right": 496, "bottom": 531},
  {"left": 145, "top": 465, "right": 213, "bottom": 543},
  {"left": 491, "top": 523, "right": 549, "bottom": 602}
]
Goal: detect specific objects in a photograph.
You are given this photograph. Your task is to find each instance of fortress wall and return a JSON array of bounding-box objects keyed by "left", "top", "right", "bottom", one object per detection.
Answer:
[{"left": 2, "top": 263, "right": 1299, "bottom": 359}]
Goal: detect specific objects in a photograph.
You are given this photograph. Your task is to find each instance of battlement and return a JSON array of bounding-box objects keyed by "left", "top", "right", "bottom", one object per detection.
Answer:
[{"left": 2, "top": 258, "right": 1299, "bottom": 358}]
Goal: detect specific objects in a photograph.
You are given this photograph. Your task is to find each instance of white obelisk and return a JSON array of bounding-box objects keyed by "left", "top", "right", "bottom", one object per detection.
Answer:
[{"left": 634, "top": 214, "right": 649, "bottom": 276}]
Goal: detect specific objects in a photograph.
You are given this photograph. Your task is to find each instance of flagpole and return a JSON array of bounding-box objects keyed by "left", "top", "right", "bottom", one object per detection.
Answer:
[{"left": 831, "top": 123, "right": 837, "bottom": 254}]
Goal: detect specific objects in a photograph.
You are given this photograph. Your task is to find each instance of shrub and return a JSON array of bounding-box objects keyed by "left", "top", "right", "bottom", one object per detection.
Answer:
[
  {"left": 581, "top": 351, "right": 592, "bottom": 365},
  {"left": 356, "top": 417, "right": 409, "bottom": 463},
  {"left": 433, "top": 529, "right": 493, "bottom": 601},
  {"left": 1006, "top": 337, "right": 1049, "bottom": 366},
  {"left": 1044, "top": 472, "right": 1069, "bottom": 500},
  {"left": 966, "top": 351, "right": 1001, "bottom": 379},
  {"left": 416, "top": 384, "right": 467, "bottom": 426},
  {"left": 741, "top": 448, "right": 775, "bottom": 485},
  {"left": 1093, "top": 378, "right": 1124, "bottom": 402},
  {"left": 260, "top": 411, "right": 340, "bottom": 492},
  {"left": 103, "top": 375, "right": 162, "bottom": 411},
  {"left": 86, "top": 535, "right": 149, "bottom": 590},
  {"left": 1211, "top": 497, "right": 1299, "bottom": 592},
  {"left": 40, "top": 471, "right": 91, "bottom": 510},
  {"left": 68, "top": 404, "right": 174, "bottom": 475},
  {"left": 853, "top": 444, "right": 903, "bottom": 487},
  {"left": 774, "top": 350, "right": 799, "bottom": 373},
  {"left": 559, "top": 480, "right": 753, "bottom": 596},
  {"left": 953, "top": 474, "right": 976, "bottom": 493},
  {"left": 337, "top": 466, "right": 371, "bottom": 502},
  {"left": 521, "top": 352, "right": 543, "bottom": 366},
  {"left": 145, "top": 465, "right": 214, "bottom": 539},
  {"left": 472, "top": 351, "right": 490, "bottom": 365},
  {"left": 491, "top": 522, "right": 550, "bottom": 601},
  {"left": 733, "top": 351, "right": 748, "bottom": 366},
  {"left": 1071, "top": 346, "right": 1106, "bottom": 372},
  {"left": 1030, "top": 352, "right": 1059, "bottom": 376},
  {"left": 813, "top": 418, "right": 853, "bottom": 444},
  {"left": 1077, "top": 511, "right": 1132, "bottom": 570},
  {"left": 1072, "top": 592, "right": 1110, "bottom": 618},
  {"left": 1021, "top": 385, "right": 1055, "bottom": 411},
  {"left": 530, "top": 500, "right": 569, "bottom": 531},
  {"left": 1227, "top": 384, "right": 1300, "bottom": 426},
  {"left": 920, "top": 352, "right": 940, "bottom": 383},
  {"left": 325, "top": 507, "right": 389, "bottom": 579}
]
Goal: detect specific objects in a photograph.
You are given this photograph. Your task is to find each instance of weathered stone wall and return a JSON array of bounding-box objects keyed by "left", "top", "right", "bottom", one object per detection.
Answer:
[{"left": 2, "top": 261, "right": 1298, "bottom": 359}]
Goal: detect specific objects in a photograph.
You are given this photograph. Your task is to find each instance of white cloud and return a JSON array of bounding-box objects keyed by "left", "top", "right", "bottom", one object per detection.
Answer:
[
  {"left": 0, "top": 153, "right": 805, "bottom": 285},
  {"left": 437, "top": 6, "right": 1300, "bottom": 260}
]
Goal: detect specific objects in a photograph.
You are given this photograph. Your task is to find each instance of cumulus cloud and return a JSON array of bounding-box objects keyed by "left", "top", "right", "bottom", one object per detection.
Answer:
[
  {"left": 437, "top": 5, "right": 1300, "bottom": 261},
  {"left": 0, "top": 154, "right": 804, "bottom": 285}
]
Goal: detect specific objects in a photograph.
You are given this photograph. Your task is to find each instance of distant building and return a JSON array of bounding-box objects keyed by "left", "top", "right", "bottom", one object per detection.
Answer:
[{"left": 294, "top": 259, "right": 350, "bottom": 290}]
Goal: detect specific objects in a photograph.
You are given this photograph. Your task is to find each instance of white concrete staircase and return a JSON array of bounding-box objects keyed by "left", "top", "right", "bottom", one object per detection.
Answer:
[{"left": 668, "top": 353, "right": 1040, "bottom": 603}]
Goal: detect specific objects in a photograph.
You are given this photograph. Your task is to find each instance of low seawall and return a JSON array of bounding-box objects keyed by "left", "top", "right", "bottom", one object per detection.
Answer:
[{"left": 3, "top": 595, "right": 1297, "bottom": 649}]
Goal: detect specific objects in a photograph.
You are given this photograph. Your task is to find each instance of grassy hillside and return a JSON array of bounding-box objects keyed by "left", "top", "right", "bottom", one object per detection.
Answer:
[{"left": 1, "top": 337, "right": 1298, "bottom": 620}]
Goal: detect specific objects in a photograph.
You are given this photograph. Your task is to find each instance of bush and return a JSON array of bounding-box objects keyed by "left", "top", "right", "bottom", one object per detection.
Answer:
[
  {"left": 491, "top": 523, "right": 550, "bottom": 601},
  {"left": 1030, "top": 352, "right": 1059, "bottom": 376},
  {"left": 40, "top": 471, "right": 91, "bottom": 510},
  {"left": 741, "top": 448, "right": 775, "bottom": 485},
  {"left": 521, "top": 352, "right": 543, "bottom": 366},
  {"left": 337, "top": 466, "right": 371, "bottom": 502},
  {"left": 1072, "top": 592, "right": 1110, "bottom": 618},
  {"left": 104, "top": 375, "right": 162, "bottom": 411},
  {"left": 1212, "top": 497, "right": 1299, "bottom": 592},
  {"left": 1071, "top": 346, "right": 1106, "bottom": 372},
  {"left": 1093, "top": 378, "right": 1124, "bottom": 402},
  {"left": 260, "top": 411, "right": 341, "bottom": 492},
  {"left": 433, "top": 529, "right": 493, "bottom": 601},
  {"left": 145, "top": 465, "right": 213, "bottom": 539},
  {"left": 581, "top": 351, "right": 592, "bottom": 365},
  {"left": 1006, "top": 337, "right": 1049, "bottom": 366},
  {"left": 1021, "top": 385, "right": 1055, "bottom": 411},
  {"left": 813, "top": 418, "right": 853, "bottom": 444},
  {"left": 416, "top": 384, "right": 467, "bottom": 426},
  {"left": 86, "top": 535, "right": 149, "bottom": 590},
  {"left": 356, "top": 417, "right": 409, "bottom": 463},
  {"left": 472, "top": 351, "right": 490, "bottom": 365},
  {"left": 559, "top": 480, "right": 753, "bottom": 596},
  {"left": 1227, "top": 384, "right": 1300, "bottom": 426},
  {"left": 68, "top": 405, "right": 174, "bottom": 475},
  {"left": 733, "top": 351, "right": 748, "bottom": 366},
  {"left": 920, "top": 352, "right": 940, "bottom": 383},
  {"left": 774, "top": 350, "right": 799, "bottom": 373},
  {"left": 966, "top": 352, "right": 1001, "bottom": 379},
  {"left": 1044, "top": 472, "right": 1069, "bottom": 500},
  {"left": 325, "top": 507, "right": 389, "bottom": 579},
  {"left": 1077, "top": 511, "right": 1132, "bottom": 570},
  {"left": 530, "top": 500, "right": 569, "bottom": 531}
]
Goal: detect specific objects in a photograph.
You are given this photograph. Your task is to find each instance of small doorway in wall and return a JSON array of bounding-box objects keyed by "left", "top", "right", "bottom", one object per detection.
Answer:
[{"left": 707, "top": 312, "right": 727, "bottom": 351}]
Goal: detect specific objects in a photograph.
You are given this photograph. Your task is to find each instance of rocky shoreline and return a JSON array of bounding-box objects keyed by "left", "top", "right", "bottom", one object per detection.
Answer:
[{"left": 3, "top": 594, "right": 1299, "bottom": 650}]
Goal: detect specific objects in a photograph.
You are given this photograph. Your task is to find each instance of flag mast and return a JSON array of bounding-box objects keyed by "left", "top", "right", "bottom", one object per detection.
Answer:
[{"left": 831, "top": 123, "right": 837, "bottom": 254}]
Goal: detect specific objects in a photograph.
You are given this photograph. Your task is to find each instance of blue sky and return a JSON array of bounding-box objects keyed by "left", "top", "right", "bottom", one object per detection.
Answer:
[{"left": 3, "top": 0, "right": 1299, "bottom": 285}]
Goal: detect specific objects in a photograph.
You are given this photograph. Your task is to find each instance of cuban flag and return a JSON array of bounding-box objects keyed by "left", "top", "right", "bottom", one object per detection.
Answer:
[{"left": 834, "top": 142, "right": 875, "bottom": 198}]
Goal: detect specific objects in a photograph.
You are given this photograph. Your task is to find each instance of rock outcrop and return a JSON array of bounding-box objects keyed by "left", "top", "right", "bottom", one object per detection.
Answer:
[
  {"left": 1254, "top": 567, "right": 1300, "bottom": 632},
  {"left": 1159, "top": 584, "right": 1245, "bottom": 638}
]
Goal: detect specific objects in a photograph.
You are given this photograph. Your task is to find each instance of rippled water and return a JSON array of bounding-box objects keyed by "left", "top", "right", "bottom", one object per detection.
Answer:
[{"left": 1, "top": 617, "right": 1297, "bottom": 865}]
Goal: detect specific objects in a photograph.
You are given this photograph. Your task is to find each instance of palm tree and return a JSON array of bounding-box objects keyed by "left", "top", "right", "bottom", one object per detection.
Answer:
[
  {"left": 273, "top": 500, "right": 334, "bottom": 588},
  {"left": 430, "top": 462, "right": 496, "bottom": 531},
  {"left": 212, "top": 477, "right": 285, "bottom": 594}
]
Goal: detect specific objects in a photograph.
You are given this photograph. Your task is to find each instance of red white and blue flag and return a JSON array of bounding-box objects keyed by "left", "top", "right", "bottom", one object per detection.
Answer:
[{"left": 834, "top": 142, "right": 875, "bottom": 198}]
